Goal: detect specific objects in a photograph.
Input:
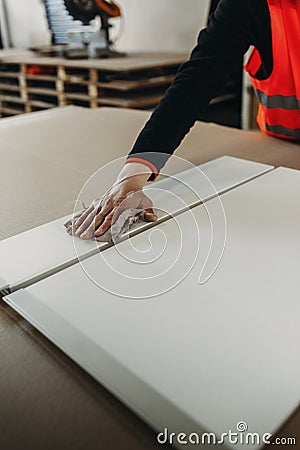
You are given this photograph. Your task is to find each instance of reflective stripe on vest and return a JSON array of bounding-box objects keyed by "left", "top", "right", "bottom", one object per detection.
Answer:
[
  {"left": 254, "top": 89, "right": 300, "bottom": 111},
  {"left": 265, "top": 123, "right": 300, "bottom": 139}
]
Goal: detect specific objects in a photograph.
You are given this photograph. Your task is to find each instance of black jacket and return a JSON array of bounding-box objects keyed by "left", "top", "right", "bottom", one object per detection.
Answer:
[{"left": 128, "top": 0, "right": 273, "bottom": 172}]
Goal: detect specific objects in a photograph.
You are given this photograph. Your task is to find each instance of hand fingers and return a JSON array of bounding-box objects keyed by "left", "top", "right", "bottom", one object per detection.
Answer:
[
  {"left": 74, "top": 197, "right": 103, "bottom": 229},
  {"left": 139, "top": 195, "right": 157, "bottom": 222},
  {"left": 79, "top": 204, "right": 113, "bottom": 239},
  {"left": 75, "top": 208, "right": 99, "bottom": 237},
  {"left": 77, "top": 192, "right": 131, "bottom": 239},
  {"left": 144, "top": 207, "right": 158, "bottom": 222},
  {"left": 75, "top": 191, "right": 157, "bottom": 240},
  {"left": 94, "top": 212, "right": 114, "bottom": 237},
  {"left": 73, "top": 204, "right": 94, "bottom": 229}
]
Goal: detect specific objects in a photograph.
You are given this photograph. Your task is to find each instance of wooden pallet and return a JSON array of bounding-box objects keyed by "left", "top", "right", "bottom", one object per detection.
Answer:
[{"left": 0, "top": 53, "right": 186, "bottom": 118}]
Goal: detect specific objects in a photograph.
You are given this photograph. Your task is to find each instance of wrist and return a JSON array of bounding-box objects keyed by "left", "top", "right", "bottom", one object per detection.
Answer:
[
  {"left": 125, "top": 157, "right": 159, "bottom": 181},
  {"left": 116, "top": 162, "right": 152, "bottom": 187}
]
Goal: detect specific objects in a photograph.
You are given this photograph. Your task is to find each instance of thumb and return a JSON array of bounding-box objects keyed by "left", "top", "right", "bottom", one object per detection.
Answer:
[{"left": 144, "top": 208, "right": 158, "bottom": 222}]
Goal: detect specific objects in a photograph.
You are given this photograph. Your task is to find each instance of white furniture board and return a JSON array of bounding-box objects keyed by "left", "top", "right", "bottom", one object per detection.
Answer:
[
  {"left": 4, "top": 167, "right": 300, "bottom": 450},
  {"left": 0, "top": 156, "right": 272, "bottom": 293}
]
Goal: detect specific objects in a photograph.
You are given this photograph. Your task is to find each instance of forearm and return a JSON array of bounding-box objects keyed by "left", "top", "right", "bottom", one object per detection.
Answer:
[
  {"left": 127, "top": 0, "right": 252, "bottom": 173},
  {"left": 128, "top": 57, "right": 224, "bottom": 166}
]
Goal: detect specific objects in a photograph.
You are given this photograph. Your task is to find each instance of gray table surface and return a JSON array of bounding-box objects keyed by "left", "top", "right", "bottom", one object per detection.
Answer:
[{"left": 1, "top": 107, "right": 299, "bottom": 450}]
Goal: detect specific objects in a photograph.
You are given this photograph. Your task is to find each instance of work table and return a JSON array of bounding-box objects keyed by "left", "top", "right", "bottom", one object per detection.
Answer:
[{"left": 0, "top": 106, "right": 299, "bottom": 450}]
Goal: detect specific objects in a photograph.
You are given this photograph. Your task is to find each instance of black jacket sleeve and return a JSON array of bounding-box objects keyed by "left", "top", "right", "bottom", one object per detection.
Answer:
[{"left": 127, "top": 0, "right": 266, "bottom": 173}]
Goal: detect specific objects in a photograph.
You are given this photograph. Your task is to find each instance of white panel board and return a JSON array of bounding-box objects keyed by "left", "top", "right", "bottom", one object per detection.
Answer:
[
  {"left": 0, "top": 156, "right": 272, "bottom": 293},
  {"left": 5, "top": 167, "right": 300, "bottom": 449}
]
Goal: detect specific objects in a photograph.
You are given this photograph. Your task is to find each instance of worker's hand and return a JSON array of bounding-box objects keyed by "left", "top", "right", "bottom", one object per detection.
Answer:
[{"left": 74, "top": 163, "right": 158, "bottom": 240}]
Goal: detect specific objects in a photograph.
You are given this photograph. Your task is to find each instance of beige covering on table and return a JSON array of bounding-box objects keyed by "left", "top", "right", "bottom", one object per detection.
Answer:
[{"left": 0, "top": 107, "right": 300, "bottom": 450}]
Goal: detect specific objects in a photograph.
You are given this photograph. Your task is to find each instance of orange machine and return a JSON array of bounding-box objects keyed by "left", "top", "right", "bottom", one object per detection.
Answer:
[
  {"left": 95, "top": 0, "right": 121, "bottom": 18},
  {"left": 64, "top": 0, "right": 121, "bottom": 24},
  {"left": 63, "top": 0, "right": 123, "bottom": 57}
]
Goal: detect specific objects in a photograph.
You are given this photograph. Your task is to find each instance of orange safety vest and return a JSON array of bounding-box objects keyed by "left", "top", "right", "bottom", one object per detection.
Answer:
[{"left": 245, "top": 0, "right": 300, "bottom": 140}]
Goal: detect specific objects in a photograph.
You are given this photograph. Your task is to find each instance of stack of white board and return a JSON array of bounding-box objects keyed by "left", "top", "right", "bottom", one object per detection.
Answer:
[
  {"left": 0, "top": 156, "right": 272, "bottom": 294},
  {"left": 3, "top": 162, "right": 300, "bottom": 449}
]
